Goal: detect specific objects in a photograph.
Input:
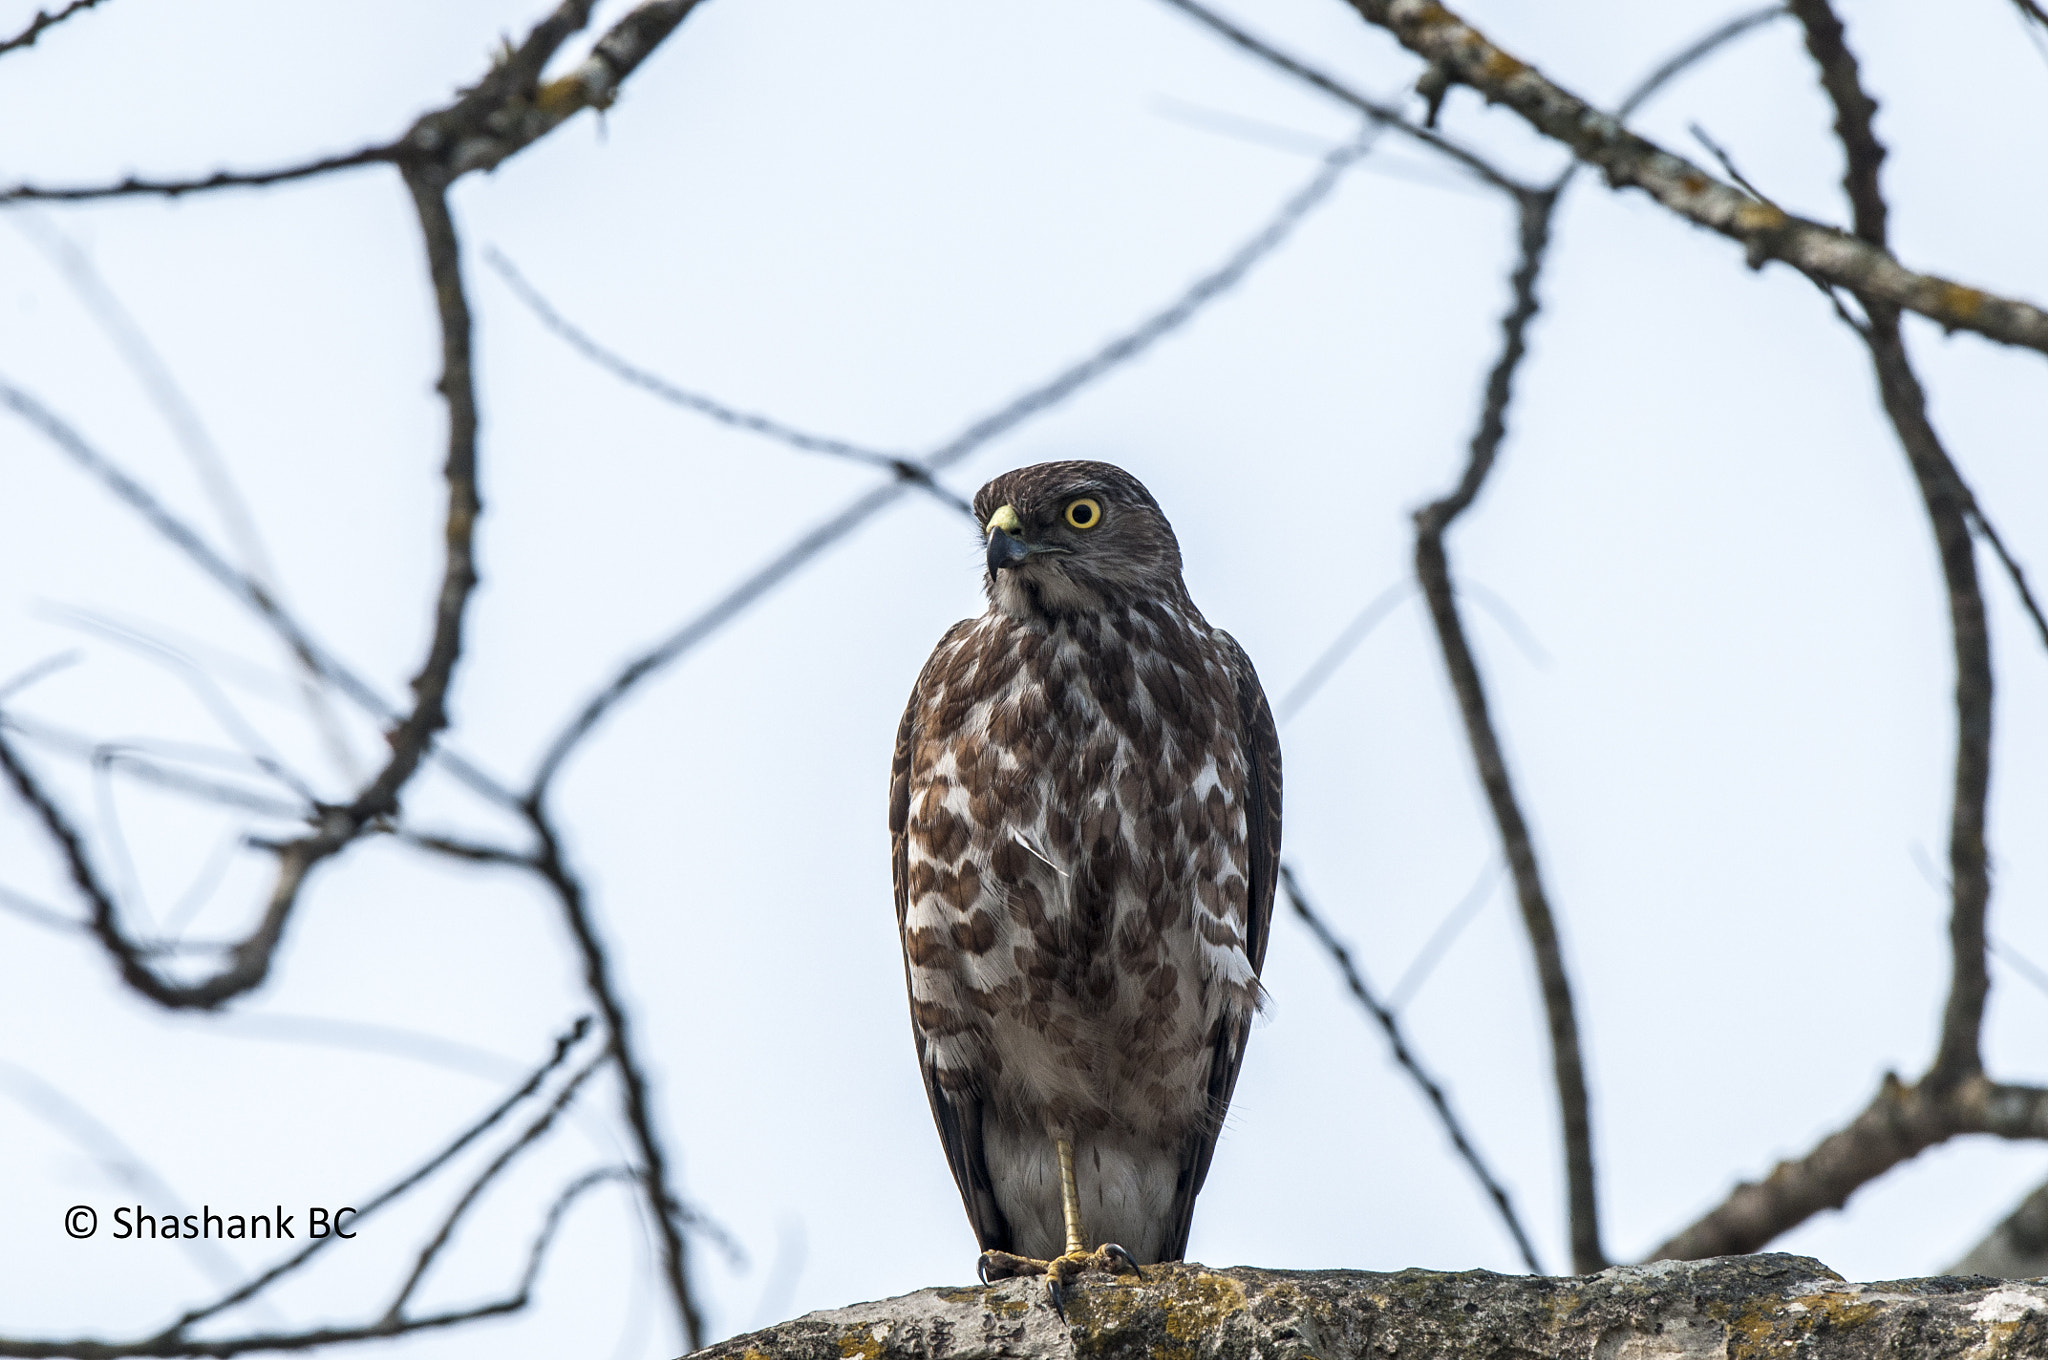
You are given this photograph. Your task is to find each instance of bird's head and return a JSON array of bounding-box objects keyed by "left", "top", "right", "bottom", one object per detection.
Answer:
[{"left": 972, "top": 461, "right": 1186, "bottom": 618}]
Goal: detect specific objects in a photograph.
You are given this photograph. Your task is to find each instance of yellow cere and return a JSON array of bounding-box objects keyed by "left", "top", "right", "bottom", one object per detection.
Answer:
[
  {"left": 1064, "top": 497, "right": 1101, "bottom": 530},
  {"left": 985, "top": 504, "right": 1023, "bottom": 535}
]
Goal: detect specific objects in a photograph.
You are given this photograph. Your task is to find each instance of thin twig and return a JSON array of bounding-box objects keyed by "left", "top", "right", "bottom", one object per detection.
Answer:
[
  {"left": 1387, "top": 858, "right": 1503, "bottom": 1012},
  {"left": 0, "top": 0, "right": 111, "bottom": 57},
  {"left": 161, "top": 1017, "right": 593, "bottom": 1337},
  {"left": 0, "top": 713, "right": 304, "bottom": 818},
  {"left": 383, "top": 1052, "right": 609, "bottom": 1319},
  {"left": 529, "top": 131, "right": 1376, "bottom": 798},
  {"left": 1281, "top": 866, "right": 1544, "bottom": 1274},
  {"left": 1412, "top": 185, "right": 1606, "bottom": 1273},
  {"left": 0, "top": 145, "right": 396, "bottom": 203},
  {"left": 13, "top": 213, "right": 362, "bottom": 782},
  {"left": 1273, "top": 580, "right": 1413, "bottom": 724},
  {"left": 484, "top": 249, "right": 971, "bottom": 514},
  {"left": 396, "top": 829, "right": 537, "bottom": 866},
  {"left": 526, "top": 817, "right": 705, "bottom": 1349},
  {"left": 1154, "top": 0, "right": 1531, "bottom": 193},
  {"left": 1613, "top": 7, "right": 1787, "bottom": 123}
]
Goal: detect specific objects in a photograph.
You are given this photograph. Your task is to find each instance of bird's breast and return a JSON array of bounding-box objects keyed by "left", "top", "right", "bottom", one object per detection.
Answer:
[{"left": 901, "top": 608, "right": 1259, "bottom": 1135}]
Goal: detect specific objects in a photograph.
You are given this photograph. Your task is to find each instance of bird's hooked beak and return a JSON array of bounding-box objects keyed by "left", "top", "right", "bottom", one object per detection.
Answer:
[{"left": 984, "top": 504, "right": 1039, "bottom": 575}]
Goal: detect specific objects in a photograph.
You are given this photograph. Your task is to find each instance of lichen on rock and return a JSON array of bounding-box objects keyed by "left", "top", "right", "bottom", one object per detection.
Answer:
[{"left": 689, "top": 1254, "right": 2048, "bottom": 1360}]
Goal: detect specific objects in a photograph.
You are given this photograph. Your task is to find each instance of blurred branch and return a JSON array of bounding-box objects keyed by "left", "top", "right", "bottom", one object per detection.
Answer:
[
  {"left": 1611, "top": 7, "right": 1787, "bottom": 124},
  {"left": 484, "top": 248, "right": 972, "bottom": 513},
  {"left": 13, "top": 213, "right": 361, "bottom": 781},
  {"left": 1315, "top": 0, "right": 2048, "bottom": 356},
  {"left": 0, "top": 712, "right": 305, "bottom": 818},
  {"left": 159, "top": 1017, "right": 594, "bottom": 1338},
  {"left": 528, "top": 130, "right": 1376, "bottom": 799},
  {"left": 1948, "top": 1174, "right": 2048, "bottom": 1278},
  {"left": 1281, "top": 866, "right": 1544, "bottom": 1274},
  {"left": 1273, "top": 579, "right": 1412, "bottom": 724},
  {"left": 1650, "top": 1075, "right": 2048, "bottom": 1260},
  {"left": 1387, "top": 858, "right": 1501, "bottom": 1012},
  {"left": 1155, "top": 0, "right": 1528, "bottom": 192},
  {"left": 0, "top": 0, "right": 110, "bottom": 60},
  {"left": 397, "top": 828, "right": 537, "bottom": 867},
  {"left": 0, "top": 378, "right": 519, "bottom": 808}
]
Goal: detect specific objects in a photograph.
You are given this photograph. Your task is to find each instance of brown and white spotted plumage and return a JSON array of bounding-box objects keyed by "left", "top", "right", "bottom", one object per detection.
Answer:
[{"left": 889, "top": 460, "right": 1281, "bottom": 1268}]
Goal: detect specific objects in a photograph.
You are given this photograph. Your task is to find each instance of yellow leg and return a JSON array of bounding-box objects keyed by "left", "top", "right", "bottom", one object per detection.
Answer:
[
  {"left": 1056, "top": 1138, "right": 1089, "bottom": 1257},
  {"left": 975, "top": 1137, "right": 1143, "bottom": 1316}
]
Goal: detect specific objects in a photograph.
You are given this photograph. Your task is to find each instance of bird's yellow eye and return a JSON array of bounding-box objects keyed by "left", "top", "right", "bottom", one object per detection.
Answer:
[{"left": 1064, "top": 498, "right": 1102, "bottom": 530}]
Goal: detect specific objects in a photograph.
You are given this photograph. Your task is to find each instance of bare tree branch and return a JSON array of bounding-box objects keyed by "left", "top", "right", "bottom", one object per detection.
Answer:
[
  {"left": 0, "top": 0, "right": 112, "bottom": 59},
  {"left": 1648, "top": 0, "right": 2017, "bottom": 1263},
  {"left": 1317, "top": 0, "right": 2048, "bottom": 356},
  {"left": 1650, "top": 1074, "right": 2048, "bottom": 1260},
  {"left": 524, "top": 816, "right": 706, "bottom": 1349},
  {"left": 383, "top": 1052, "right": 609, "bottom": 1320},
  {"left": 1786, "top": 0, "right": 1991, "bottom": 1088},
  {"left": 1411, "top": 185, "right": 1605, "bottom": 1273},
  {"left": 0, "top": 146, "right": 397, "bottom": 204},
  {"left": 484, "top": 248, "right": 972, "bottom": 514},
  {"left": 1281, "top": 867, "right": 1544, "bottom": 1275}
]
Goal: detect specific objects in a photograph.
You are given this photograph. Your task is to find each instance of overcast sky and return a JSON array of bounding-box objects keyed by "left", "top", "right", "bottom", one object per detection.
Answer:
[{"left": 1, "top": 1, "right": 2046, "bottom": 1356}]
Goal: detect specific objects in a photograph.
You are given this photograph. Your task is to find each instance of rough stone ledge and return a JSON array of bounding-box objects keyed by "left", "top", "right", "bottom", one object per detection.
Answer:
[{"left": 691, "top": 1254, "right": 2048, "bottom": 1360}]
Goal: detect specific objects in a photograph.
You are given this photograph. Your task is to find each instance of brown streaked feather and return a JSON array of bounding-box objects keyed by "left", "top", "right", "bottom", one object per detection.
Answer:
[
  {"left": 1158, "top": 628, "right": 1281, "bottom": 1260},
  {"left": 891, "top": 621, "right": 1014, "bottom": 1253}
]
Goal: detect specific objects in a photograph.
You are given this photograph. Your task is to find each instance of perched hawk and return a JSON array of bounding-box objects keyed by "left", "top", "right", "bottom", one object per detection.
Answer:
[{"left": 889, "top": 460, "right": 1281, "bottom": 1303}]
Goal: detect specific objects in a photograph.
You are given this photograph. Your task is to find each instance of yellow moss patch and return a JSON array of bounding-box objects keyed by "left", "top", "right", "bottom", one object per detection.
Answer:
[
  {"left": 1732, "top": 201, "right": 1789, "bottom": 233},
  {"left": 534, "top": 75, "right": 587, "bottom": 118},
  {"left": 1937, "top": 282, "right": 1986, "bottom": 323},
  {"left": 1718, "top": 1291, "right": 1882, "bottom": 1360},
  {"left": 1481, "top": 47, "right": 1528, "bottom": 82},
  {"left": 837, "top": 1329, "right": 885, "bottom": 1360}
]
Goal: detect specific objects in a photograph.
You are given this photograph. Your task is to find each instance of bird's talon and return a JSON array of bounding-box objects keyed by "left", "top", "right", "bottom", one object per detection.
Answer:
[{"left": 1099, "top": 1242, "right": 1144, "bottom": 1278}]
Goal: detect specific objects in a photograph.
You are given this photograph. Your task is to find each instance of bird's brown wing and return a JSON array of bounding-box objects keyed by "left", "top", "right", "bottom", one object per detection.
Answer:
[
  {"left": 1159, "top": 628, "right": 1282, "bottom": 1260},
  {"left": 891, "top": 622, "right": 1013, "bottom": 1253}
]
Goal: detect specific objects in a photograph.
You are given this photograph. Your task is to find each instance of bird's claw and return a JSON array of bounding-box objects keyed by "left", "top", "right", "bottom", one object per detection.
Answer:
[{"left": 1099, "top": 1242, "right": 1144, "bottom": 1279}]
